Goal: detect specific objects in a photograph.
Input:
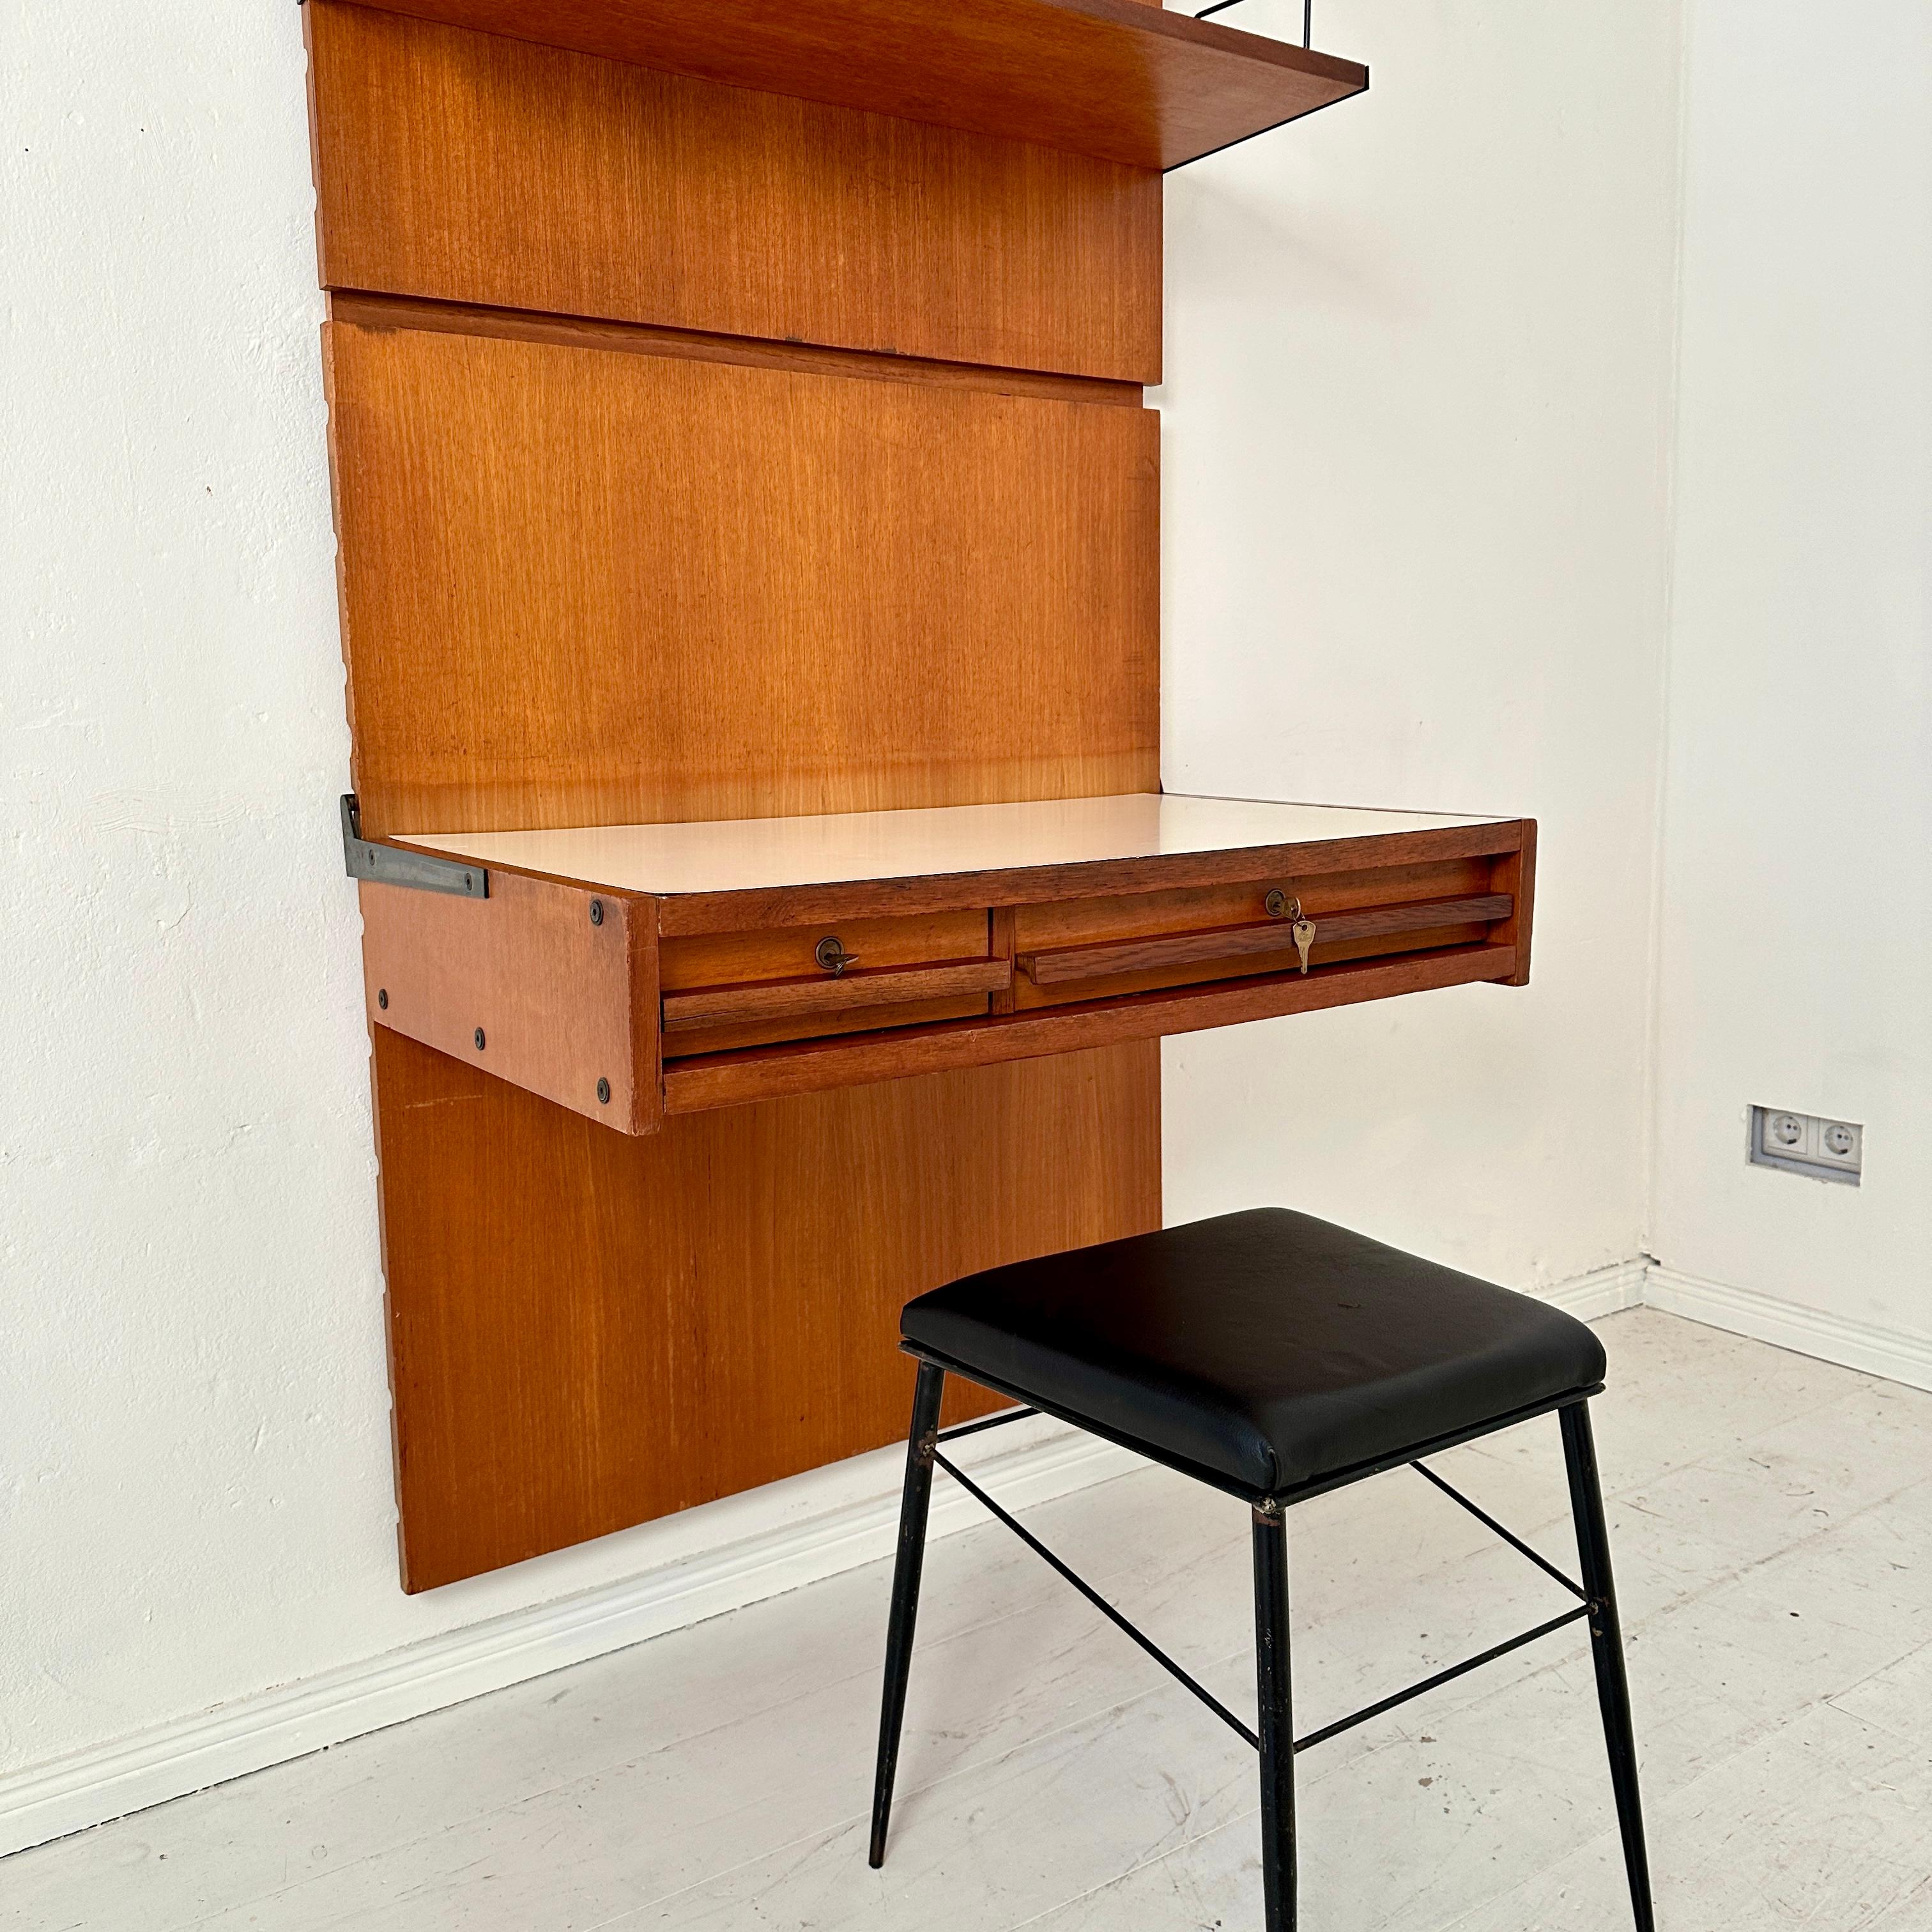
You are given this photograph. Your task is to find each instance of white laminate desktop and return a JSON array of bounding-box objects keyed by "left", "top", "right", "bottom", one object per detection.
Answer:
[{"left": 395, "top": 793, "right": 1501, "bottom": 898}]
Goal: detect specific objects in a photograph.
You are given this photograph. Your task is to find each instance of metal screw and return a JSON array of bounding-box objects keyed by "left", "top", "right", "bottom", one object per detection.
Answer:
[
  {"left": 473, "top": 1027, "right": 486, "bottom": 1051},
  {"left": 378, "top": 988, "right": 388, "bottom": 1009},
  {"left": 597, "top": 1077, "right": 611, "bottom": 1105},
  {"left": 590, "top": 900, "right": 603, "bottom": 926}
]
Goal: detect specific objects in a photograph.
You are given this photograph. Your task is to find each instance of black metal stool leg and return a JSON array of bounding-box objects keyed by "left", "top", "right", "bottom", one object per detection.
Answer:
[
  {"left": 869, "top": 1361, "right": 946, "bottom": 1868},
  {"left": 1560, "top": 1402, "right": 1655, "bottom": 1932},
  {"left": 1252, "top": 1503, "right": 1298, "bottom": 1931}
]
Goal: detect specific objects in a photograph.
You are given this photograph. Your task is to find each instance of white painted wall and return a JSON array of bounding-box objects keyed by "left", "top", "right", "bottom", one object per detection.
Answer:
[
  {"left": 0, "top": 0, "right": 1687, "bottom": 1840},
  {"left": 6, "top": 0, "right": 1919, "bottom": 1862},
  {"left": 1648, "top": 1, "right": 1932, "bottom": 1347},
  {"left": 0, "top": 0, "right": 1020, "bottom": 1836},
  {"left": 1160, "top": 0, "right": 1685, "bottom": 1292}
]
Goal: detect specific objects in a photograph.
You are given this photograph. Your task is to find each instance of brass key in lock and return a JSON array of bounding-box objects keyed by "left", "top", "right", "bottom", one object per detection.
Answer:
[
  {"left": 815, "top": 935, "right": 858, "bottom": 977},
  {"left": 1291, "top": 912, "right": 1316, "bottom": 974},
  {"left": 1265, "top": 890, "right": 1317, "bottom": 975}
]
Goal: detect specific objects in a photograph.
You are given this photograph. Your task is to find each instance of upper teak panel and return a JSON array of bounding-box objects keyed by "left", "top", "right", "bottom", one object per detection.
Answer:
[{"left": 306, "top": 1, "right": 1164, "bottom": 381}]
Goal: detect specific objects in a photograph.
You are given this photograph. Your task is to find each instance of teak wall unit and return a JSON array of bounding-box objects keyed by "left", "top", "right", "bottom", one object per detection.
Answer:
[{"left": 302, "top": 0, "right": 1527, "bottom": 1595}]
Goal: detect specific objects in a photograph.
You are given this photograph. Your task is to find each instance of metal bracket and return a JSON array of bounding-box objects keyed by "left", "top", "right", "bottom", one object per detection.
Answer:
[{"left": 341, "top": 794, "right": 488, "bottom": 898}]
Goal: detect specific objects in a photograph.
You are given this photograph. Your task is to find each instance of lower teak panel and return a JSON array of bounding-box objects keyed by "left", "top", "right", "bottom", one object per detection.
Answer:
[{"left": 373, "top": 1028, "right": 1161, "bottom": 1591}]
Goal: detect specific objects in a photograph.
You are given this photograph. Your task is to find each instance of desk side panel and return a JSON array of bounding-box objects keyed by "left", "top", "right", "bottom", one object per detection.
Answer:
[
  {"left": 359, "top": 871, "right": 660, "bottom": 1135},
  {"left": 373, "top": 1030, "right": 1160, "bottom": 1590}
]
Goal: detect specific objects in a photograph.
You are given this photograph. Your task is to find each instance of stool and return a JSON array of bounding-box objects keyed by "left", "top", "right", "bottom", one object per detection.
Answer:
[{"left": 867, "top": 1208, "right": 1653, "bottom": 1930}]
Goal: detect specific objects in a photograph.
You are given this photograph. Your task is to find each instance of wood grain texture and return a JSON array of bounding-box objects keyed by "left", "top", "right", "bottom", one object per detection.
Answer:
[
  {"left": 374, "top": 1031, "right": 1162, "bottom": 1590},
  {"left": 360, "top": 871, "right": 660, "bottom": 1133},
  {"left": 1311, "top": 893, "right": 1512, "bottom": 946},
  {"left": 327, "top": 293, "right": 1146, "bottom": 408},
  {"left": 662, "top": 946, "right": 1515, "bottom": 1114},
  {"left": 308, "top": 3, "right": 1162, "bottom": 382},
  {"left": 1018, "top": 894, "right": 1512, "bottom": 985},
  {"left": 1008, "top": 857, "right": 1498, "bottom": 952},
  {"left": 324, "top": 319, "right": 1160, "bottom": 838},
  {"left": 657, "top": 990, "right": 993, "bottom": 1060},
  {"left": 1489, "top": 818, "right": 1538, "bottom": 986},
  {"left": 1021, "top": 923, "right": 1294, "bottom": 986},
  {"left": 331, "top": 0, "right": 1367, "bottom": 171},
  {"left": 662, "top": 958, "right": 1011, "bottom": 1032},
  {"left": 659, "top": 910, "right": 988, "bottom": 990},
  {"left": 651, "top": 824, "right": 1525, "bottom": 935},
  {"left": 1012, "top": 925, "right": 1493, "bottom": 1008},
  {"left": 1018, "top": 920, "right": 1285, "bottom": 985},
  {"left": 989, "top": 905, "right": 1020, "bottom": 1015}
]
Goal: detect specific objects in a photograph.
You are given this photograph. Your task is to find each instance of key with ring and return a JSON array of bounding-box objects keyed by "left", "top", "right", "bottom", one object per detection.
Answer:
[
  {"left": 1265, "top": 889, "right": 1317, "bottom": 975},
  {"left": 1291, "top": 911, "right": 1316, "bottom": 974}
]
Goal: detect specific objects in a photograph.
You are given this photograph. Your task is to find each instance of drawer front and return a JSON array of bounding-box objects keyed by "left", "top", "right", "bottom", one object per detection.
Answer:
[
  {"left": 1011, "top": 855, "right": 1506, "bottom": 1006},
  {"left": 661, "top": 908, "right": 1000, "bottom": 1055},
  {"left": 660, "top": 910, "right": 988, "bottom": 989}
]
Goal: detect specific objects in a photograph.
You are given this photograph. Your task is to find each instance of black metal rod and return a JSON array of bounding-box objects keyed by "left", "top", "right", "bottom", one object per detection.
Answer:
[
  {"left": 1411, "top": 1460, "right": 1588, "bottom": 1600},
  {"left": 1252, "top": 1508, "right": 1298, "bottom": 1930},
  {"left": 1194, "top": 0, "right": 1310, "bottom": 44},
  {"left": 933, "top": 1450, "right": 1261, "bottom": 1750},
  {"left": 937, "top": 1406, "right": 1037, "bottom": 1443},
  {"left": 1292, "top": 1605, "right": 1591, "bottom": 1754},
  {"left": 1269, "top": 1381, "right": 1606, "bottom": 1510},
  {"left": 869, "top": 1363, "right": 946, "bottom": 1868},
  {"left": 1561, "top": 1403, "right": 1656, "bottom": 1931}
]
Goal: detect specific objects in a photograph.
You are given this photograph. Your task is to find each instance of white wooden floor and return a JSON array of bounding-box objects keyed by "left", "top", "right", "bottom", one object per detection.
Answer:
[{"left": 10, "top": 1310, "right": 1932, "bottom": 1931}]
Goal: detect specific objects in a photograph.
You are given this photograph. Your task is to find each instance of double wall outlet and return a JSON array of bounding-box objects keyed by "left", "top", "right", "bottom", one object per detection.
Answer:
[{"left": 1749, "top": 1106, "right": 1863, "bottom": 1186}]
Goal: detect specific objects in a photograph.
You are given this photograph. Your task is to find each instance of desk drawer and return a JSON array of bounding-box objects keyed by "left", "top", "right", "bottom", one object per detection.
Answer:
[
  {"left": 1011, "top": 857, "right": 1508, "bottom": 1006},
  {"left": 661, "top": 910, "right": 1002, "bottom": 1055}
]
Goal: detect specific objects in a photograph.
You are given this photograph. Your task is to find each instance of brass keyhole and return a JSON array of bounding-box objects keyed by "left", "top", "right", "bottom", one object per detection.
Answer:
[
  {"left": 1264, "top": 889, "right": 1300, "bottom": 921},
  {"left": 815, "top": 935, "right": 857, "bottom": 977}
]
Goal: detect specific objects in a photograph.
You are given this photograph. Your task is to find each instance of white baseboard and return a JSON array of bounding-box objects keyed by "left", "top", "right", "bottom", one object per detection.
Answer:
[
  {"left": 1531, "top": 1256, "right": 1650, "bottom": 1323},
  {"left": 1644, "top": 1264, "right": 1932, "bottom": 1395},
  {"left": 0, "top": 1249, "right": 1722, "bottom": 1864},
  {"left": 0, "top": 1418, "right": 1137, "bottom": 1861}
]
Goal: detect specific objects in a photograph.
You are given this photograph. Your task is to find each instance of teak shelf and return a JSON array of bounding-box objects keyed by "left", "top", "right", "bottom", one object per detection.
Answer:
[
  {"left": 331, "top": 0, "right": 1368, "bottom": 171},
  {"left": 302, "top": 0, "right": 1519, "bottom": 1596}
]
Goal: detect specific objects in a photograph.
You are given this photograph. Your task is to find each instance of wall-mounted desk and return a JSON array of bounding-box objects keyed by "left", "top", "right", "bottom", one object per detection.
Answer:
[
  {"left": 298, "top": 0, "right": 1523, "bottom": 1595},
  {"left": 362, "top": 794, "right": 1534, "bottom": 1133}
]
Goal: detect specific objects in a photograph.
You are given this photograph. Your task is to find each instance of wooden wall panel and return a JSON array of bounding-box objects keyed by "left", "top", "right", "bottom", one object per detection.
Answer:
[
  {"left": 325, "top": 318, "right": 1160, "bottom": 836},
  {"left": 375, "top": 1029, "right": 1162, "bottom": 1590},
  {"left": 312, "top": 4, "right": 1168, "bottom": 1588},
  {"left": 307, "top": 1, "right": 1162, "bottom": 383}
]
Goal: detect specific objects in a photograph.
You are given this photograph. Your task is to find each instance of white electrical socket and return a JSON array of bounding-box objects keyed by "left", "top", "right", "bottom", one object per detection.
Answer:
[{"left": 1748, "top": 1106, "right": 1862, "bottom": 1185}]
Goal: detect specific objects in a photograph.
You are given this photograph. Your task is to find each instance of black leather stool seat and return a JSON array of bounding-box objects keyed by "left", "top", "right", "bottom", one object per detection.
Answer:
[{"left": 901, "top": 1208, "right": 1607, "bottom": 1497}]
